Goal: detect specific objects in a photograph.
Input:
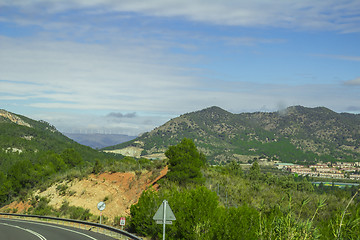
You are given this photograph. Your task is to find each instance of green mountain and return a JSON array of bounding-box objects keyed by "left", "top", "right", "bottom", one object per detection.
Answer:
[
  {"left": 0, "top": 109, "right": 106, "bottom": 158},
  {"left": 104, "top": 106, "right": 360, "bottom": 164},
  {"left": 0, "top": 109, "right": 123, "bottom": 204}
]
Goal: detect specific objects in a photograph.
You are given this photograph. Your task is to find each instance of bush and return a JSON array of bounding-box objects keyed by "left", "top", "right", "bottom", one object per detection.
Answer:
[
  {"left": 165, "top": 138, "right": 206, "bottom": 186},
  {"left": 32, "top": 197, "right": 54, "bottom": 216},
  {"left": 69, "top": 207, "right": 92, "bottom": 220},
  {"left": 211, "top": 205, "right": 259, "bottom": 240},
  {"left": 92, "top": 159, "right": 103, "bottom": 174},
  {"left": 56, "top": 184, "right": 68, "bottom": 196},
  {"left": 129, "top": 189, "right": 161, "bottom": 236},
  {"left": 59, "top": 200, "right": 92, "bottom": 220}
]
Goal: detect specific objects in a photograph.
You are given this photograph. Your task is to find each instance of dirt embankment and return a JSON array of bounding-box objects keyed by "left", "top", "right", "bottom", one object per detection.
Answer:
[{"left": 2, "top": 166, "right": 168, "bottom": 221}]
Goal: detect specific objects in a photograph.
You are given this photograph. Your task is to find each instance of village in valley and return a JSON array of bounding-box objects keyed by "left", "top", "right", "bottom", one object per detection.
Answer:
[{"left": 275, "top": 162, "right": 360, "bottom": 180}]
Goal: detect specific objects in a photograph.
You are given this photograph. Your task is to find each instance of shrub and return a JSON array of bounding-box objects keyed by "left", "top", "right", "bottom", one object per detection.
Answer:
[
  {"left": 165, "top": 138, "right": 206, "bottom": 186},
  {"left": 32, "top": 197, "right": 54, "bottom": 216}
]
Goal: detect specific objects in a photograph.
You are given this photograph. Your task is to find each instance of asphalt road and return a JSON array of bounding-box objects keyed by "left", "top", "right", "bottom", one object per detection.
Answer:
[{"left": 0, "top": 218, "right": 118, "bottom": 240}]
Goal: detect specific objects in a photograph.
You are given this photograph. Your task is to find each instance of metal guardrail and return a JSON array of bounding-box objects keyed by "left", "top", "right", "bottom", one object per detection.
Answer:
[{"left": 0, "top": 212, "right": 142, "bottom": 240}]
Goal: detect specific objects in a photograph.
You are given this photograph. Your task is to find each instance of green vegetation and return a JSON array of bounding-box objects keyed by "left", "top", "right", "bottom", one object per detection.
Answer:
[{"left": 128, "top": 138, "right": 360, "bottom": 240}]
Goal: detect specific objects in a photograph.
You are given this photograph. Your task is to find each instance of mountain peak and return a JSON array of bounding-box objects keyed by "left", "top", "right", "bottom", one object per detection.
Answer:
[
  {"left": 194, "top": 106, "right": 231, "bottom": 116},
  {"left": 204, "top": 106, "right": 226, "bottom": 112},
  {"left": 189, "top": 106, "right": 232, "bottom": 122}
]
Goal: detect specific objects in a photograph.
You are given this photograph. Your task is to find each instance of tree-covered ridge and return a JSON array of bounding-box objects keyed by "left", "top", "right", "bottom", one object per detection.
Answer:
[
  {"left": 0, "top": 109, "right": 130, "bottom": 206},
  {"left": 105, "top": 106, "right": 360, "bottom": 164},
  {"left": 0, "top": 109, "right": 115, "bottom": 160}
]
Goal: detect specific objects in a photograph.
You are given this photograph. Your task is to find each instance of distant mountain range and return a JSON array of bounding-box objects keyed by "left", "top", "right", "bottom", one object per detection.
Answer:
[
  {"left": 104, "top": 106, "right": 360, "bottom": 164},
  {"left": 63, "top": 133, "right": 136, "bottom": 149},
  {"left": 2, "top": 106, "right": 360, "bottom": 166}
]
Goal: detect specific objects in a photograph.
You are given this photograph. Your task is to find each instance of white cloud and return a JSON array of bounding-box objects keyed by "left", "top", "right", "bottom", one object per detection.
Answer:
[
  {"left": 1, "top": 34, "right": 358, "bottom": 118},
  {"left": 344, "top": 77, "right": 360, "bottom": 86},
  {"left": 1, "top": 1, "right": 359, "bottom": 135},
  {"left": 0, "top": 35, "right": 200, "bottom": 112},
  {"left": 314, "top": 54, "right": 360, "bottom": 61},
  {"left": 2, "top": 0, "right": 360, "bottom": 32}
]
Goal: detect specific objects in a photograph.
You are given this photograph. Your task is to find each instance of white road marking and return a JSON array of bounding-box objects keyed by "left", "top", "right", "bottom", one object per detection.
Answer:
[
  {"left": 0, "top": 222, "right": 47, "bottom": 240},
  {"left": 1, "top": 219, "right": 99, "bottom": 240}
]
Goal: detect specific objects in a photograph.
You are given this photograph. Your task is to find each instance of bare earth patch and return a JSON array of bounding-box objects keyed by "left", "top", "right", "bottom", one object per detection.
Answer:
[
  {"left": 2, "top": 166, "right": 168, "bottom": 222},
  {"left": 103, "top": 146, "right": 143, "bottom": 158}
]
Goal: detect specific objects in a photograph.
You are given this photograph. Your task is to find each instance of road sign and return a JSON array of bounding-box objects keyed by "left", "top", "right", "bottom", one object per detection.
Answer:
[
  {"left": 97, "top": 201, "right": 106, "bottom": 211},
  {"left": 120, "top": 217, "right": 126, "bottom": 226},
  {"left": 97, "top": 201, "right": 106, "bottom": 224},
  {"left": 153, "top": 201, "right": 176, "bottom": 221},
  {"left": 156, "top": 220, "right": 172, "bottom": 225},
  {"left": 153, "top": 200, "right": 176, "bottom": 240}
]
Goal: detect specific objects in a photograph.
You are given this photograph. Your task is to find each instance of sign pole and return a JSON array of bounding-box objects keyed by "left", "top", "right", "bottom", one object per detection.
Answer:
[
  {"left": 153, "top": 199, "right": 176, "bottom": 240},
  {"left": 163, "top": 200, "right": 167, "bottom": 240}
]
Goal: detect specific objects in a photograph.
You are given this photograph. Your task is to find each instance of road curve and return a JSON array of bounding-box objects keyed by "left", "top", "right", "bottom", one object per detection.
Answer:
[{"left": 0, "top": 218, "right": 117, "bottom": 240}]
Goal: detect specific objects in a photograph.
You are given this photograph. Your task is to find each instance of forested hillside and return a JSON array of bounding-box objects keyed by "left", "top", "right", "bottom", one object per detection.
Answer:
[
  {"left": 105, "top": 106, "right": 360, "bottom": 164},
  {"left": 1, "top": 109, "right": 101, "bottom": 155},
  {"left": 0, "top": 109, "right": 124, "bottom": 205}
]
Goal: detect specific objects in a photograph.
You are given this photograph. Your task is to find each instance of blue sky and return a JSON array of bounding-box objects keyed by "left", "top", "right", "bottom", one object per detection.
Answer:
[{"left": 1, "top": 1, "right": 359, "bottom": 135}]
